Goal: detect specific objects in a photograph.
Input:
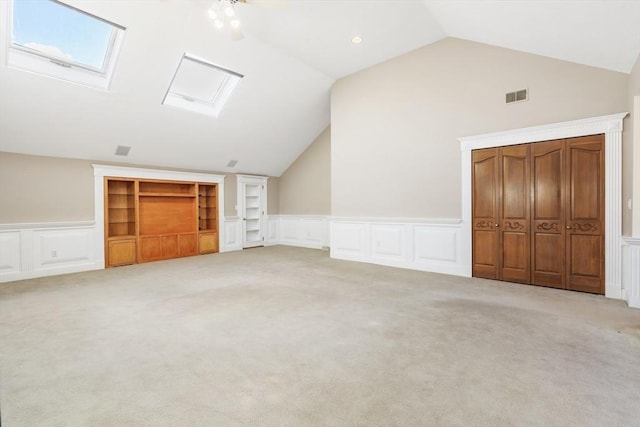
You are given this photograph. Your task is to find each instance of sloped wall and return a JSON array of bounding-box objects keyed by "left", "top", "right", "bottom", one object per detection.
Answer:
[{"left": 331, "top": 38, "right": 629, "bottom": 219}]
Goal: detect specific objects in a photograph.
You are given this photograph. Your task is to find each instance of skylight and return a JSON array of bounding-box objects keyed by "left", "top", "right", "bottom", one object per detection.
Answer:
[
  {"left": 5, "top": 0, "right": 125, "bottom": 89},
  {"left": 162, "top": 53, "right": 243, "bottom": 118}
]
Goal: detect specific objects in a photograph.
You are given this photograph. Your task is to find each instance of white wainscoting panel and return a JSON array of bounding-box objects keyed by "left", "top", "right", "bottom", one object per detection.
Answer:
[
  {"left": 413, "top": 225, "right": 462, "bottom": 275},
  {"left": 370, "top": 224, "right": 407, "bottom": 264},
  {"left": 274, "top": 215, "right": 329, "bottom": 249},
  {"left": 331, "top": 218, "right": 464, "bottom": 276},
  {"left": 267, "top": 216, "right": 279, "bottom": 245},
  {"left": 0, "top": 222, "right": 98, "bottom": 283},
  {"left": 0, "top": 231, "right": 21, "bottom": 275},
  {"left": 622, "top": 237, "right": 640, "bottom": 308},
  {"left": 330, "top": 222, "right": 368, "bottom": 259},
  {"left": 221, "top": 218, "right": 242, "bottom": 252}
]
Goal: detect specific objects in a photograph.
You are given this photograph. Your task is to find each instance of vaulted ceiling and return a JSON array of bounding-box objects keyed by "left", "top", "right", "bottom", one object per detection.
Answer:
[{"left": 0, "top": 0, "right": 638, "bottom": 177}]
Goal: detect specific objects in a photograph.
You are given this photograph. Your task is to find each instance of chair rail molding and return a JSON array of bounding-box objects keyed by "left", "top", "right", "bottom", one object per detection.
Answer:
[{"left": 459, "top": 112, "right": 628, "bottom": 301}]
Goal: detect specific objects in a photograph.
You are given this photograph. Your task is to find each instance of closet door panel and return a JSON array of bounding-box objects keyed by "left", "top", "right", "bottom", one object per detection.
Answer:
[
  {"left": 531, "top": 140, "right": 565, "bottom": 289},
  {"left": 472, "top": 148, "right": 500, "bottom": 279},
  {"left": 500, "top": 145, "right": 530, "bottom": 283},
  {"left": 566, "top": 135, "right": 604, "bottom": 293}
]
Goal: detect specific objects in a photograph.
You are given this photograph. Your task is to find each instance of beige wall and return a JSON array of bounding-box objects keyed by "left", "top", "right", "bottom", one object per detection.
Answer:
[
  {"left": 268, "top": 176, "right": 279, "bottom": 215},
  {"left": 0, "top": 152, "right": 95, "bottom": 222},
  {"left": 0, "top": 151, "right": 247, "bottom": 222},
  {"left": 224, "top": 174, "right": 237, "bottom": 218},
  {"left": 278, "top": 126, "right": 331, "bottom": 215},
  {"left": 628, "top": 54, "right": 640, "bottom": 236},
  {"left": 331, "top": 38, "right": 629, "bottom": 218}
]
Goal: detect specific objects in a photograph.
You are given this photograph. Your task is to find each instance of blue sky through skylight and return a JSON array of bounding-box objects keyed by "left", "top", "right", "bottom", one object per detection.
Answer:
[{"left": 12, "top": 0, "right": 114, "bottom": 70}]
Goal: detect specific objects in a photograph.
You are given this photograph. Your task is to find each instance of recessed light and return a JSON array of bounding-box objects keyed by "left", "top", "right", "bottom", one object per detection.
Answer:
[{"left": 351, "top": 35, "right": 363, "bottom": 44}]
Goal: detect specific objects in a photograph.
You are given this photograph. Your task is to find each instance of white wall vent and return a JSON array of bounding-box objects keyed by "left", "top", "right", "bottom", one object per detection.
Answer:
[{"left": 506, "top": 89, "right": 528, "bottom": 104}]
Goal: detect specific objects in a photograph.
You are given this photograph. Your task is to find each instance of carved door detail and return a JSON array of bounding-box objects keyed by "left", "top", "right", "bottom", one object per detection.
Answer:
[
  {"left": 565, "top": 135, "right": 605, "bottom": 293},
  {"left": 472, "top": 148, "right": 499, "bottom": 279},
  {"left": 472, "top": 134, "right": 605, "bottom": 294},
  {"left": 500, "top": 144, "right": 530, "bottom": 284}
]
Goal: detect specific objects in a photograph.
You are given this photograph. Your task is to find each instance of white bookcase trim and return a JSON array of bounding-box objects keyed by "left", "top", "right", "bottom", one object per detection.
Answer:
[{"left": 92, "top": 164, "right": 227, "bottom": 268}]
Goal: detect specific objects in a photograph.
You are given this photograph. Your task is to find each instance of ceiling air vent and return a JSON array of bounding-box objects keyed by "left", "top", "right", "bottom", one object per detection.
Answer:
[
  {"left": 226, "top": 160, "right": 238, "bottom": 167},
  {"left": 115, "top": 145, "right": 131, "bottom": 156},
  {"left": 506, "top": 89, "right": 528, "bottom": 104}
]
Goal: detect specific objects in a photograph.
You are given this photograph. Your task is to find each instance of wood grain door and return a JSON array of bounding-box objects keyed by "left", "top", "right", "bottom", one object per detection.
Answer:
[
  {"left": 500, "top": 145, "right": 530, "bottom": 283},
  {"left": 531, "top": 139, "right": 566, "bottom": 289},
  {"left": 472, "top": 148, "right": 500, "bottom": 279},
  {"left": 565, "top": 135, "right": 605, "bottom": 293}
]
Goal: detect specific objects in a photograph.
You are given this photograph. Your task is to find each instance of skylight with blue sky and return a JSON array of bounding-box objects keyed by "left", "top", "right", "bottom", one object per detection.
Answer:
[{"left": 12, "top": 0, "right": 116, "bottom": 71}]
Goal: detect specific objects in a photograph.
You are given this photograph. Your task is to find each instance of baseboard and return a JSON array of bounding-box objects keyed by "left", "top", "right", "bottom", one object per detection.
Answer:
[
  {"left": 0, "top": 222, "right": 100, "bottom": 283},
  {"left": 330, "top": 218, "right": 466, "bottom": 277}
]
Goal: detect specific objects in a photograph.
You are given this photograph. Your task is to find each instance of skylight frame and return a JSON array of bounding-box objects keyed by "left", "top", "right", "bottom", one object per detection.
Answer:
[
  {"left": 162, "top": 53, "right": 244, "bottom": 118},
  {"left": 3, "top": 0, "right": 126, "bottom": 90}
]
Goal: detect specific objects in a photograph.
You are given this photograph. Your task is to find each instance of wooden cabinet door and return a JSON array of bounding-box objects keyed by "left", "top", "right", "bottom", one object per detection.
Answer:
[
  {"left": 472, "top": 148, "right": 500, "bottom": 279},
  {"left": 199, "top": 232, "right": 219, "bottom": 254},
  {"left": 565, "top": 135, "right": 605, "bottom": 293},
  {"left": 531, "top": 139, "right": 566, "bottom": 289},
  {"left": 500, "top": 145, "right": 530, "bottom": 283},
  {"left": 179, "top": 233, "right": 198, "bottom": 256},
  {"left": 107, "top": 239, "right": 136, "bottom": 266}
]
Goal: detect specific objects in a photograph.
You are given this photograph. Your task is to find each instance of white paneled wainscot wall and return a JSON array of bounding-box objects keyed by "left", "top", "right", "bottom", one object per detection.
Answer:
[
  {"left": 622, "top": 238, "right": 640, "bottom": 309},
  {"left": 0, "top": 222, "right": 99, "bottom": 283},
  {"left": 222, "top": 215, "right": 330, "bottom": 250},
  {"left": 330, "top": 218, "right": 465, "bottom": 276}
]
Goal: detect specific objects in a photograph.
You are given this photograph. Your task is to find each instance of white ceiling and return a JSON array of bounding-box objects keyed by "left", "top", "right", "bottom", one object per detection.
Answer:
[{"left": 0, "top": 0, "right": 638, "bottom": 177}]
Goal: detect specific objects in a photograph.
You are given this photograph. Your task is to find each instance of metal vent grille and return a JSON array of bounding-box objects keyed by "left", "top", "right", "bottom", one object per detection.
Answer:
[
  {"left": 115, "top": 145, "right": 131, "bottom": 156},
  {"left": 506, "top": 89, "right": 528, "bottom": 104}
]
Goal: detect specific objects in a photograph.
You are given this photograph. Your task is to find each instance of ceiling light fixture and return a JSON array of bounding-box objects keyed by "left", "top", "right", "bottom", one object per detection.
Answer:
[
  {"left": 351, "top": 35, "right": 363, "bottom": 44},
  {"left": 208, "top": 0, "right": 244, "bottom": 40}
]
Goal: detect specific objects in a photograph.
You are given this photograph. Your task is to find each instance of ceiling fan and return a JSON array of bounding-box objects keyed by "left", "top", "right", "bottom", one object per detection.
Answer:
[{"left": 208, "top": 0, "right": 288, "bottom": 41}]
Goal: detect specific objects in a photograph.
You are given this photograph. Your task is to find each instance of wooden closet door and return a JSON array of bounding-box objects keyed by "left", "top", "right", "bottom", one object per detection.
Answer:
[
  {"left": 531, "top": 140, "right": 566, "bottom": 289},
  {"left": 500, "top": 145, "right": 530, "bottom": 283},
  {"left": 472, "top": 148, "right": 500, "bottom": 279},
  {"left": 565, "top": 135, "right": 605, "bottom": 293}
]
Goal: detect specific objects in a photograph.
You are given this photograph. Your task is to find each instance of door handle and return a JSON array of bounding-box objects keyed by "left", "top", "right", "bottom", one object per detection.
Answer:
[
  {"left": 566, "top": 225, "right": 571, "bottom": 229},
  {"left": 495, "top": 223, "right": 500, "bottom": 227}
]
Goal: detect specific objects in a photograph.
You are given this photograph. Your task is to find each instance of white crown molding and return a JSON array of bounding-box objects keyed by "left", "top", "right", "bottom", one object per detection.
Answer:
[
  {"left": 459, "top": 113, "right": 628, "bottom": 152},
  {"left": 92, "top": 164, "right": 226, "bottom": 184}
]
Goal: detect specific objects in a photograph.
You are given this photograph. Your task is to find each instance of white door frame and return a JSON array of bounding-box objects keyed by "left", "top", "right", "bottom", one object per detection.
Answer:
[
  {"left": 237, "top": 174, "right": 268, "bottom": 248},
  {"left": 458, "top": 112, "right": 628, "bottom": 299}
]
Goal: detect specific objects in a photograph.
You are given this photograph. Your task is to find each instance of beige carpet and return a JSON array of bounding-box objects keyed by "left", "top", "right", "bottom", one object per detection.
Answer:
[{"left": 1, "top": 246, "right": 639, "bottom": 426}]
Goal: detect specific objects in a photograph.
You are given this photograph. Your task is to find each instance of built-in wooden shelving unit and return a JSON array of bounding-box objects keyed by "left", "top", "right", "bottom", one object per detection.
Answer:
[{"left": 104, "top": 178, "right": 219, "bottom": 267}]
